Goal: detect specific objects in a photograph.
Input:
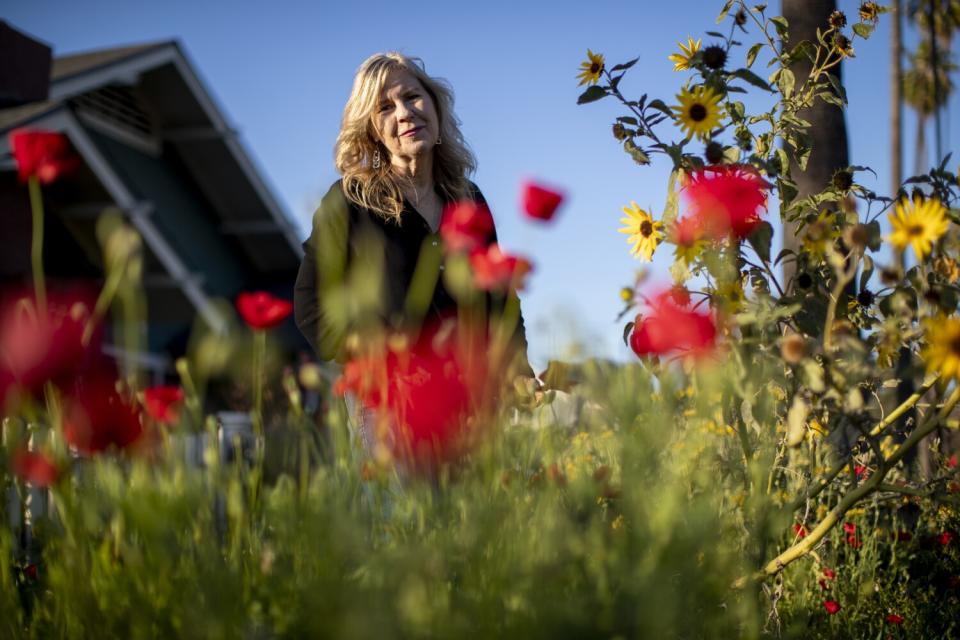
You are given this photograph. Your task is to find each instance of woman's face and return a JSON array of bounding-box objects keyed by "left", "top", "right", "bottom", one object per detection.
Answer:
[{"left": 372, "top": 69, "right": 439, "bottom": 165}]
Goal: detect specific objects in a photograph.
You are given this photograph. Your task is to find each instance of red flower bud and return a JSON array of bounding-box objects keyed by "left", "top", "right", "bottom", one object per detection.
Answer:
[
  {"left": 143, "top": 385, "right": 185, "bottom": 425},
  {"left": 236, "top": 291, "right": 293, "bottom": 330},
  {"left": 9, "top": 129, "right": 79, "bottom": 184},
  {"left": 521, "top": 181, "right": 564, "bottom": 222},
  {"left": 885, "top": 614, "right": 904, "bottom": 625},
  {"left": 12, "top": 450, "right": 59, "bottom": 487},
  {"left": 439, "top": 201, "right": 494, "bottom": 253},
  {"left": 823, "top": 600, "right": 841, "bottom": 615}
]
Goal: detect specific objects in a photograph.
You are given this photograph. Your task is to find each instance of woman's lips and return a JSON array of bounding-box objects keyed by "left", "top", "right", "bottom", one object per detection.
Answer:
[{"left": 401, "top": 126, "right": 422, "bottom": 137}]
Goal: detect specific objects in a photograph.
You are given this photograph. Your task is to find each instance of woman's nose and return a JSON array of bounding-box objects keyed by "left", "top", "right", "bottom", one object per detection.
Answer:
[{"left": 395, "top": 103, "right": 415, "bottom": 121}]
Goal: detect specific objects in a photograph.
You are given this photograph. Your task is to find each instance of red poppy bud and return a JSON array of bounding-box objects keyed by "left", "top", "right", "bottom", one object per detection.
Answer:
[
  {"left": 940, "top": 531, "right": 955, "bottom": 546},
  {"left": 823, "top": 600, "right": 841, "bottom": 615},
  {"left": 885, "top": 614, "right": 904, "bottom": 625},
  {"left": 793, "top": 523, "right": 808, "bottom": 538},
  {"left": 822, "top": 567, "right": 836, "bottom": 580},
  {"left": 12, "top": 450, "right": 59, "bottom": 487},
  {"left": 818, "top": 579, "right": 829, "bottom": 590},
  {"left": 235, "top": 291, "right": 293, "bottom": 330},
  {"left": 23, "top": 564, "right": 38, "bottom": 581},
  {"left": 143, "top": 385, "right": 185, "bottom": 425},
  {"left": 439, "top": 201, "right": 494, "bottom": 253},
  {"left": 842, "top": 522, "right": 856, "bottom": 534},
  {"left": 521, "top": 181, "right": 564, "bottom": 222}
]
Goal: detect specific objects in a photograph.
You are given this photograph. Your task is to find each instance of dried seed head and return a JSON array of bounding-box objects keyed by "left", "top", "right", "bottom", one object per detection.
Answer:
[
  {"left": 705, "top": 141, "right": 725, "bottom": 164},
  {"left": 735, "top": 8, "right": 748, "bottom": 26},
  {"left": 829, "top": 10, "right": 848, "bottom": 29},
  {"left": 856, "top": 289, "right": 874, "bottom": 307},
  {"left": 780, "top": 333, "right": 807, "bottom": 365},
  {"left": 832, "top": 169, "right": 854, "bottom": 192},
  {"left": 797, "top": 272, "right": 814, "bottom": 290},
  {"left": 612, "top": 122, "right": 628, "bottom": 141},
  {"left": 842, "top": 223, "right": 870, "bottom": 253},
  {"left": 859, "top": 1, "right": 880, "bottom": 23},
  {"left": 703, "top": 45, "right": 728, "bottom": 70}
]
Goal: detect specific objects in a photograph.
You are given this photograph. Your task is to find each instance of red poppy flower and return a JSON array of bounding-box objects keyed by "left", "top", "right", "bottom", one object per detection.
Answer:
[
  {"left": 684, "top": 165, "right": 768, "bottom": 240},
  {"left": 236, "top": 291, "right": 293, "bottom": 330},
  {"left": 940, "top": 531, "right": 955, "bottom": 546},
  {"left": 630, "top": 292, "right": 717, "bottom": 358},
  {"left": 469, "top": 244, "right": 532, "bottom": 292},
  {"left": 521, "top": 181, "right": 564, "bottom": 222},
  {"left": 822, "top": 567, "right": 836, "bottom": 580},
  {"left": 439, "top": 201, "right": 495, "bottom": 253},
  {"left": 793, "top": 523, "right": 808, "bottom": 538},
  {"left": 334, "top": 324, "right": 495, "bottom": 470},
  {"left": 669, "top": 215, "right": 705, "bottom": 248},
  {"left": 63, "top": 378, "right": 143, "bottom": 454},
  {"left": 949, "top": 454, "right": 958, "bottom": 469},
  {"left": 9, "top": 129, "right": 79, "bottom": 184},
  {"left": 854, "top": 464, "right": 867, "bottom": 478},
  {"left": 842, "top": 522, "right": 856, "bottom": 534},
  {"left": 885, "top": 614, "right": 904, "bottom": 625},
  {"left": 11, "top": 450, "right": 59, "bottom": 487},
  {"left": 823, "top": 600, "right": 841, "bottom": 615},
  {"left": 144, "top": 385, "right": 185, "bottom": 425},
  {"left": 818, "top": 578, "right": 829, "bottom": 591},
  {"left": 0, "top": 289, "right": 100, "bottom": 402}
]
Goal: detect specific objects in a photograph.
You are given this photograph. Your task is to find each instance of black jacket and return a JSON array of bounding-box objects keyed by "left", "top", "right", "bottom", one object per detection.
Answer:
[{"left": 294, "top": 180, "right": 532, "bottom": 374}]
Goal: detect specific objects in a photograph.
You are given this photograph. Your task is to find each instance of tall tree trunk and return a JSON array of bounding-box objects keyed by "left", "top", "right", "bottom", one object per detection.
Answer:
[
  {"left": 892, "top": 0, "right": 903, "bottom": 192},
  {"left": 780, "top": 0, "right": 850, "bottom": 290}
]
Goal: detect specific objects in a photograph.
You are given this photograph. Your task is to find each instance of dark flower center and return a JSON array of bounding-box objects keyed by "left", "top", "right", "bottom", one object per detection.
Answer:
[
  {"left": 907, "top": 224, "right": 925, "bottom": 237},
  {"left": 640, "top": 221, "right": 653, "bottom": 237},
  {"left": 951, "top": 332, "right": 960, "bottom": 356},
  {"left": 590, "top": 62, "right": 601, "bottom": 74},
  {"left": 689, "top": 104, "right": 708, "bottom": 122}
]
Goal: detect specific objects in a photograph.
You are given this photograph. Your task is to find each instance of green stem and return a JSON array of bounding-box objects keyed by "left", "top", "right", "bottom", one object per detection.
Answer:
[
  {"left": 27, "top": 177, "right": 46, "bottom": 317},
  {"left": 763, "top": 384, "right": 960, "bottom": 578}
]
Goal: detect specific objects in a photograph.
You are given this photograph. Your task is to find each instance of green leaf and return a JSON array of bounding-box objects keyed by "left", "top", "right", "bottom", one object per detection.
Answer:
[
  {"left": 866, "top": 220, "right": 882, "bottom": 252},
  {"left": 577, "top": 86, "right": 608, "bottom": 105},
  {"left": 611, "top": 57, "right": 640, "bottom": 72},
  {"left": 748, "top": 221, "right": 773, "bottom": 263},
  {"left": 773, "top": 247, "right": 795, "bottom": 266},
  {"left": 745, "top": 43, "right": 763, "bottom": 68},
  {"left": 617, "top": 116, "right": 639, "bottom": 126},
  {"left": 777, "top": 68, "right": 795, "bottom": 98},
  {"left": 818, "top": 90, "right": 845, "bottom": 107},
  {"left": 852, "top": 22, "right": 874, "bottom": 38},
  {"left": 731, "top": 68, "right": 774, "bottom": 92},
  {"left": 706, "top": 31, "right": 726, "bottom": 38},
  {"left": 786, "top": 40, "right": 815, "bottom": 65},
  {"left": 647, "top": 99, "right": 673, "bottom": 116},
  {"left": 717, "top": 0, "right": 734, "bottom": 23},
  {"left": 860, "top": 254, "right": 874, "bottom": 291},
  {"left": 622, "top": 321, "right": 635, "bottom": 348},
  {"left": 770, "top": 16, "right": 789, "bottom": 38}
]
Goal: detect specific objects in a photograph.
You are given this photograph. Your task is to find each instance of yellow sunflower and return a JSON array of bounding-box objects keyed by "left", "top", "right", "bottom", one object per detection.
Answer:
[
  {"left": 668, "top": 37, "right": 701, "bottom": 72},
  {"left": 887, "top": 196, "right": 949, "bottom": 260},
  {"left": 618, "top": 202, "right": 663, "bottom": 262},
  {"left": 576, "top": 49, "right": 605, "bottom": 86},
  {"left": 922, "top": 316, "right": 960, "bottom": 382},
  {"left": 672, "top": 86, "right": 723, "bottom": 141}
]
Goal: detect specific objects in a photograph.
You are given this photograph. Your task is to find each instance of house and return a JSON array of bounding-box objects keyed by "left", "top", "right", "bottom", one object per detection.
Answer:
[{"left": 0, "top": 21, "right": 308, "bottom": 381}]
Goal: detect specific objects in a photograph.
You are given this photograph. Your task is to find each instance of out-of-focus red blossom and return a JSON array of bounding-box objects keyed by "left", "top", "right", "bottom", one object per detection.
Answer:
[
  {"left": 940, "top": 531, "right": 955, "bottom": 546},
  {"left": 521, "top": 181, "right": 564, "bottom": 222},
  {"left": 818, "top": 579, "right": 829, "bottom": 591},
  {"left": 885, "top": 614, "right": 904, "bottom": 625},
  {"left": 842, "top": 522, "right": 856, "bottom": 534},
  {"left": 948, "top": 481, "right": 960, "bottom": 494},
  {"left": 670, "top": 215, "right": 704, "bottom": 247},
  {"left": 949, "top": 453, "right": 958, "bottom": 468},
  {"left": 23, "top": 565, "right": 38, "bottom": 581},
  {"left": 333, "top": 324, "right": 494, "bottom": 470},
  {"left": 630, "top": 292, "right": 717, "bottom": 358},
  {"left": 469, "top": 244, "right": 532, "bottom": 291},
  {"left": 143, "top": 385, "right": 185, "bottom": 425},
  {"left": 12, "top": 450, "right": 59, "bottom": 487},
  {"left": 63, "top": 378, "right": 143, "bottom": 454},
  {"left": 793, "top": 523, "right": 808, "bottom": 538},
  {"left": 235, "top": 291, "right": 293, "bottom": 330},
  {"left": 0, "top": 289, "right": 100, "bottom": 403},
  {"left": 9, "top": 129, "right": 79, "bottom": 184},
  {"left": 846, "top": 534, "right": 862, "bottom": 549},
  {"left": 668, "top": 285, "right": 692, "bottom": 307},
  {"left": 822, "top": 567, "right": 836, "bottom": 580},
  {"left": 823, "top": 600, "right": 841, "bottom": 615},
  {"left": 439, "top": 201, "right": 494, "bottom": 253},
  {"left": 854, "top": 464, "right": 868, "bottom": 478},
  {"left": 895, "top": 530, "right": 913, "bottom": 542},
  {"left": 684, "top": 165, "right": 768, "bottom": 240}
]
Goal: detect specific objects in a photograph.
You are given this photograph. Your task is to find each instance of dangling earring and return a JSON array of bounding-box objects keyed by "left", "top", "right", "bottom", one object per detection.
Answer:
[
  {"left": 436, "top": 135, "right": 441, "bottom": 145},
  {"left": 372, "top": 149, "right": 381, "bottom": 169}
]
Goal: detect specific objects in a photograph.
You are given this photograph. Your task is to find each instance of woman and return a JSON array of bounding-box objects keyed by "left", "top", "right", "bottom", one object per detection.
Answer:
[{"left": 294, "top": 53, "right": 533, "bottom": 462}]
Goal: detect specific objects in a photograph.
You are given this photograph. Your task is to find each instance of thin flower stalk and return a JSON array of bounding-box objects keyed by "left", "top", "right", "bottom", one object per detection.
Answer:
[{"left": 27, "top": 177, "right": 47, "bottom": 317}]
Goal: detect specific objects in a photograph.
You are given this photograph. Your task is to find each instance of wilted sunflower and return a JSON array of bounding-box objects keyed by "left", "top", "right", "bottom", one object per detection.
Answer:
[
  {"left": 833, "top": 34, "right": 855, "bottom": 58},
  {"left": 619, "top": 202, "right": 664, "bottom": 262},
  {"left": 669, "top": 37, "right": 701, "bottom": 72},
  {"left": 887, "top": 195, "right": 950, "bottom": 260},
  {"left": 577, "top": 49, "right": 605, "bottom": 86},
  {"left": 859, "top": 1, "right": 880, "bottom": 23},
  {"left": 672, "top": 85, "right": 723, "bottom": 141},
  {"left": 922, "top": 316, "right": 960, "bottom": 382}
]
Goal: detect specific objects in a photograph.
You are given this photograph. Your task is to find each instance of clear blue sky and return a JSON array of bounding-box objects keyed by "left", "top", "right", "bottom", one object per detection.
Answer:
[{"left": 7, "top": 0, "right": 959, "bottom": 370}]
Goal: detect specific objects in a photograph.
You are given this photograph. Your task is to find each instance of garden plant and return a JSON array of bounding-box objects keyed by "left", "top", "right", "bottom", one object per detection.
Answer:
[{"left": 2, "top": 1, "right": 960, "bottom": 638}]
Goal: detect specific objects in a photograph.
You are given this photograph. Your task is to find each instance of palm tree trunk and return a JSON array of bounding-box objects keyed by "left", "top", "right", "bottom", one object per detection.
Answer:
[{"left": 892, "top": 0, "right": 903, "bottom": 192}]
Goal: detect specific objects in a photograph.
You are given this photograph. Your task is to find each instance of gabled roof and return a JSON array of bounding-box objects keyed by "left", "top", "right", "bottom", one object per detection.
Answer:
[{"left": 0, "top": 39, "right": 304, "bottom": 267}]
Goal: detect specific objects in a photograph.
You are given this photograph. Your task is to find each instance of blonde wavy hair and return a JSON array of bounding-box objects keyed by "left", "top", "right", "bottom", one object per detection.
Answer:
[{"left": 334, "top": 52, "right": 477, "bottom": 222}]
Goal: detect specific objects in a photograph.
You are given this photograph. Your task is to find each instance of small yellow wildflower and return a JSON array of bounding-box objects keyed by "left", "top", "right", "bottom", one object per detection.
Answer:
[
  {"left": 672, "top": 85, "right": 723, "bottom": 141},
  {"left": 576, "top": 49, "right": 605, "bottom": 86},
  {"left": 887, "top": 196, "right": 949, "bottom": 261},
  {"left": 922, "top": 316, "right": 960, "bottom": 382},
  {"left": 668, "top": 37, "right": 701, "bottom": 72},
  {"left": 618, "top": 201, "right": 664, "bottom": 262}
]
